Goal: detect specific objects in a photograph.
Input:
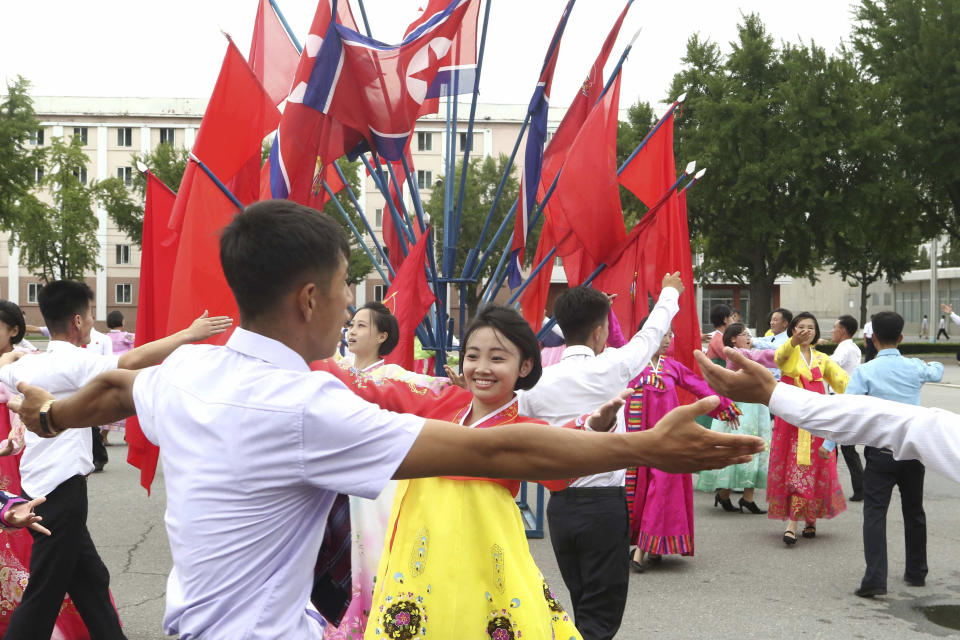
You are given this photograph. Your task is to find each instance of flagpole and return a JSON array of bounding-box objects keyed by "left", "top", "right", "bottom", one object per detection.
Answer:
[
  {"left": 187, "top": 153, "right": 243, "bottom": 210},
  {"left": 331, "top": 162, "right": 397, "bottom": 279},
  {"left": 323, "top": 181, "right": 392, "bottom": 283},
  {"left": 360, "top": 155, "right": 412, "bottom": 258},
  {"left": 618, "top": 94, "right": 686, "bottom": 174},
  {"left": 482, "top": 246, "right": 512, "bottom": 303},
  {"left": 470, "top": 200, "right": 516, "bottom": 280},
  {"left": 268, "top": 0, "right": 303, "bottom": 53},
  {"left": 355, "top": 0, "right": 374, "bottom": 37},
  {"left": 364, "top": 154, "right": 416, "bottom": 244}
]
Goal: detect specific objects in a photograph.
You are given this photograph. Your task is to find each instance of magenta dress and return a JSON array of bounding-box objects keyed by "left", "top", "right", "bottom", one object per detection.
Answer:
[{"left": 625, "top": 357, "right": 739, "bottom": 555}]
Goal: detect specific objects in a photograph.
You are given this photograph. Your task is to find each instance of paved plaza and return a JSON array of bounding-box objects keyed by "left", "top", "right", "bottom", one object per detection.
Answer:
[{"left": 91, "top": 364, "right": 960, "bottom": 639}]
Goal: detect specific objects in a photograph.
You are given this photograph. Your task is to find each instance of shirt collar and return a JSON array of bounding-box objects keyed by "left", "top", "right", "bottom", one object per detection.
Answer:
[
  {"left": 561, "top": 345, "right": 595, "bottom": 360},
  {"left": 877, "top": 348, "right": 901, "bottom": 357},
  {"left": 46, "top": 340, "right": 82, "bottom": 353},
  {"left": 226, "top": 327, "right": 310, "bottom": 372}
]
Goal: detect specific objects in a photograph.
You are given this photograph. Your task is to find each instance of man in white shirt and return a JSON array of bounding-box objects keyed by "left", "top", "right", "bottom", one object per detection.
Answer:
[
  {"left": 517, "top": 278, "right": 681, "bottom": 640},
  {"left": 864, "top": 319, "right": 878, "bottom": 360},
  {"left": 6, "top": 201, "right": 763, "bottom": 640},
  {"left": 829, "top": 314, "right": 865, "bottom": 500},
  {"left": 0, "top": 280, "right": 231, "bottom": 639},
  {"left": 695, "top": 348, "right": 960, "bottom": 486}
]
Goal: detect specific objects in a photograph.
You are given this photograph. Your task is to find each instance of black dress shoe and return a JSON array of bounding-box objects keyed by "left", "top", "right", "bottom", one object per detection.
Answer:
[
  {"left": 849, "top": 492, "right": 864, "bottom": 502},
  {"left": 630, "top": 559, "right": 644, "bottom": 573},
  {"left": 904, "top": 575, "right": 925, "bottom": 587},
  {"left": 738, "top": 497, "right": 767, "bottom": 514},
  {"left": 854, "top": 586, "right": 887, "bottom": 598}
]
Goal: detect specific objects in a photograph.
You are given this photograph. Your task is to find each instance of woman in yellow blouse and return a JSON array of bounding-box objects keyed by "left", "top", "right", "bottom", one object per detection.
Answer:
[{"left": 768, "top": 312, "right": 849, "bottom": 545}]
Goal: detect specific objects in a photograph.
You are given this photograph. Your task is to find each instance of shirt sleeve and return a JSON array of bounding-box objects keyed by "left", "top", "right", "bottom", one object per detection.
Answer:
[
  {"left": 595, "top": 287, "right": 679, "bottom": 385},
  {"left": 131, "top": 365, "right": 161, "bottom": 445},
  {"left": 845, "top": 367, "right": 868, "bottom": 396},
  {"left": 769, "top": 383, "right": 960, "bottom": 482},
  {"left": 951, "top": 312, "right": 960, "bottom": 327},
  {"left": 302, "top": 376, "right": 426, "bottom": 499},
  {"left": 76, "top": 353, "right": 121, "bottom": 387},
  {"left": 918, "top": 360, "right": 944, "bottom": 383}
]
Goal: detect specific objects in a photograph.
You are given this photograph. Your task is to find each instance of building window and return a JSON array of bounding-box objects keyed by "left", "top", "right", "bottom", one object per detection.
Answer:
[
  {"left": 115, "top": 283, "right": 132, "bottom": 304},
  {"left": 28, "top": 129, "right": 44, "bottom": 146},
  {"left": 417, "top": 170, "right": 433, "bottom": 189},
  {"left": 883, "top": 292, "right": 892, "bottom": 306},
  {"left": 34, "top": 166, "right": 44, "bottom": 184},
  {"left": 375, "top": 208, "right": 383, "bottom": 227},
  {"left": 116, "top": 244, "right": 131, "bottom": 265},
  {"left": 458, "top": 132, "right": 469, "bottom": 151},
  {"left": 72, "top": 166, "right": 88, "bottom": 185},
  {"left": 374, "top": 284, "right": 387, "bottom": 302},
  {"left": 117, "top": 166, "right": 133, "bottom": 186},
  {"left": 27, "top": 283, "right": 40, "bottom": 304},
  {"left": 159, "top": 128, "right": 176, "bottom": 146},
  {"left": 417, "top": 132, "right": 433, "bottom": 152},
  {"left": 73, "top": 127, "right": 88, "bottom": 145},
  {"left": 117, "top": 127, "right": 132, "bottom": 147}
]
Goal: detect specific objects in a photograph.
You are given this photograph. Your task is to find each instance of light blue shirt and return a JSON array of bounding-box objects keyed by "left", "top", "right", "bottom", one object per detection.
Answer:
[{"left": 823, "top": 348, "right": 943, "bottom": 451}]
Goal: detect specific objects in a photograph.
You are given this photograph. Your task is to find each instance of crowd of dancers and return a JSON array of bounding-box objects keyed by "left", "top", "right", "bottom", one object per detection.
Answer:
[{"left": 0, "top": 199, "right": 954, "bottom": 639}]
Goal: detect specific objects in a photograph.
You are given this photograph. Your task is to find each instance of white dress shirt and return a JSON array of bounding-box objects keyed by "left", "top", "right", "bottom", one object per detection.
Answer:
[
  {"left": 829, "top": 338, "right": 861, "bottom": 377},
  {"left": 951, "top": 312, "right": 960, "bottom": 326},
  {"left": 769, "top": 383, "right": 960, "bottom": 485},
  {"left": 517, "top": 287, "right": 679, "bottom": 487},
  {"left": 0, "top": 341, "right": 119, "bottom": 496},
  {"left": 131, "top": 327, "right": 424, "bottom": 640},
  {"left": 88, "top": 327, "right": 114, "bottom": 356}
]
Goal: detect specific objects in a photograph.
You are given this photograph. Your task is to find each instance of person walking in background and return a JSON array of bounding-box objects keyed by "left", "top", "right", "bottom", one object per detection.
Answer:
[
  {"left": 863, "top": 318, "right": 878, "bottom": 361},
  {"left": 823, "top": 311, "right": 943, "bottom": 598},
  {"left": 920, "top": 315, "right": 929, "bottom": 340},
  {"left": 829, "top": 315, "right": 865, "bottom": 502},
  {"left": 936, "top": 315, "right": 949, "bottom": 341}
]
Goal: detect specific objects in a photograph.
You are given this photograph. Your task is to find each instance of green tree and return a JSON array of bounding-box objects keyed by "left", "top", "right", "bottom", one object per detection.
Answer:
[
  {"left": 0, "top": 76, "right": 45, "bottom": 230},
  {"left": 427, "top": 154, "right": 520, "bottom": 317},
  {"left": 853, "top": 0, "right": 960, "bottom": 240},
  {"left": 14, "top": 136, "right": 100, "bottom": 282},
  {"left": 96, "top": 143, "right": 189, "bottom": 248},
  {"left": 670, "top": 15, "right": 855, "bottom": 327},
  {"left": 916, "top": 245, "right": 930, "bottom": 269}
]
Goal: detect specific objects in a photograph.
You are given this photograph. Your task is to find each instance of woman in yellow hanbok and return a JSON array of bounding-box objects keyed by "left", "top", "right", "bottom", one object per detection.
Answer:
[
  {"left": 315, "top": 305, "right": 587, "bottom": 639},
  {"left": 768, "top": 312, "right": 849, "bottom": 545}
]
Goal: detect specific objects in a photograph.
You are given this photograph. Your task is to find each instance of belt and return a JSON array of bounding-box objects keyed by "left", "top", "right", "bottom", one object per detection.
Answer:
[{"left": 550, "top": 486, "right": 625, "bottom": 497}]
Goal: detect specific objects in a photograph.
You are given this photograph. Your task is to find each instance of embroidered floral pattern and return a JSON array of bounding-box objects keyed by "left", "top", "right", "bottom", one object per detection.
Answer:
[
  {"left": 486, "top": 611, "right": 518, "bottom": 640},
  {"left": 379, "top": 596, "right": 425, "bottom": 639},
  {"left": 541, "top": 579, "right": 563, "bottom": 613},
  {"left": 492, "top": 545, "right": 505, "bottom": 594},
  {"left": 409, "top": 529, "right": 428, "bottom": 577}
]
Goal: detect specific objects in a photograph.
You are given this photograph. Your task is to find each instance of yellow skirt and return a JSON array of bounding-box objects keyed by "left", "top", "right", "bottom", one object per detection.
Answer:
[{"left": 365, "top": 477, "right": 580, "bottom": 640}]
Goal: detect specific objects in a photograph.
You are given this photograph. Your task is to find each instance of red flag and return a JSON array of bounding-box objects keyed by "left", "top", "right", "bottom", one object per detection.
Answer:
[
  {"left": 126, "top": 171, "right": 177, "bottom": 494},
  {"left": 657, "top": 190, "right": 700, "bottom": 374},
  {"left": 383, "top": 230, "right": 436, "bottom": 370},
  {"left": 519, "top": 219, "right": 558, "bottom": 334},
  {"left": 618, "top": 111, "right": 675, "bottom": 209},
  {"left": 166, "top": 38, "right": 280, "bottom": 341},
  {"left": 593, "top": 213, "right": 659, "bottom": 339},
  {"left": 547, "top": 71, "right": 626, "bottom": 265},
  {"left": 379, "top": 140, "right": 417, "bottom": 271},
  {"left": 248, "top": 0, "right": 300, "bottom": 106}
]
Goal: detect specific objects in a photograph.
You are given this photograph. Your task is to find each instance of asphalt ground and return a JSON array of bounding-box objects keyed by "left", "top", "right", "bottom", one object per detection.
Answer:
[{"left": 88, "top": 362, "right": 960, "bottom": 639}]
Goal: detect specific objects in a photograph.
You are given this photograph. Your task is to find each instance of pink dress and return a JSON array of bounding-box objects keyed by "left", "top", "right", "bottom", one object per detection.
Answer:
[{"left": 625, "top": 357, "right": 739, "bottom": 555}]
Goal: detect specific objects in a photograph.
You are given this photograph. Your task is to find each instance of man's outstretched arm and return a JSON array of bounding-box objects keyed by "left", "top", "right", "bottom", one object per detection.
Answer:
[
  {"left": 10, "top": 370, "right": 139, "bottom": 436},
  {"left": 695, "top": 348, "right": 960, "bottom": 484}
]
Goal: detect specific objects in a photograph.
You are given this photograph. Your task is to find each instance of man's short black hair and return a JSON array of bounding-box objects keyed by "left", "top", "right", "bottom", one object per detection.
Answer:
[
  {"left": 709, "top": 303, "right": 733, "bottom": 329},
  {"left": 872, "top": 311, "right": 904, "bottom": 344},
  {"left": 220, "top": 200, "right": 350, "bottom": 321},
  {"left": 553, "top": 287, "right": 610, "bottom": 346},
  {"left": 461, "top": 304, "right": 542, "bottom": 390},
  {"left": 772, "top": 307, "right": 793, "bottom": 324},
  {"left": 836, "top": 314, "right": 858, "bottom": 339},
  {"left": 37, "top": 280, "right": 92, "bottom": 335}
]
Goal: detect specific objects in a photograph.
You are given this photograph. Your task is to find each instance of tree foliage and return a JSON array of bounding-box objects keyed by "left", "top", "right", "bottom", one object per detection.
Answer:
[
  {"left": 427, "top": 154, "right": 520, "bottom": 317},
  {"left": 14, "top": 136, "right": 100, "bottom": 282},
  {"left": 616, "top": 100, "right": 658, "bottom": 227},
  {"left": 853, "top": 0, "right": 960, "bottom": 240},
  {"left": 670, "top": 15, "right": 890, "bottom": 326},
  {"left": 0, "top": 77, "right": 45, "bottom": 231}
]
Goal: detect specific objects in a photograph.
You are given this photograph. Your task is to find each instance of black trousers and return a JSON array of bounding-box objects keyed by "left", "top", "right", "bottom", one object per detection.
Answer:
[
  {"left": 937, "top": 328, "right": 950, "bottom": 340},
  {"left": 860, "top": 447, "right": 927, "bottom": 590},
  {"left": 92, "top": 426, "right": 108, "bottom": 468},
  {"left": 4, "top": 475, "right": 125, "bottom": 640},
  {"left": 839, "top": 444, "right": 864, "bottom": 496},
  {"left": 864, "top": 339, "right": 878, "bottom": 362},
  {"left": 547, "top": 487, "right": 629, "bottom": 640}
]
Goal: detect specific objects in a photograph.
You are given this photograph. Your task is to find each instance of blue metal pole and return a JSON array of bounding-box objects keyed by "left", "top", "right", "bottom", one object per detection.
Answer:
[
  {"left": 618, "top": 100, "right": 682, "bottom": 174},
  {"left": 375, "top": 154, "right": 418, "bottom": 242},
  {"left": 360, "top": 155, "right": 411, "bottom": 258},
  {"left": 331, "top": 162, "right": 396, "bottom": 279},
  {"left": 355, "top": 0, "right": 373, "bottom": 37},
  {"left": 267, "top": 0, "right": 303, "bottom": 53},
  {"left": 188, "top": 153, "right": 243, "bottom": 210},
  {"left": 506, "top": 247, "right": 557, "bottom": 306},
  {"left": 398, "top": 152, "right": 428, "bottom": 234},
  {"left": 443, "top": 89, "right": 456, "bottom": 277},
  {"left": 469, "top": 200, "right": 515, "bottom": 279},
  {"left": 323, "top": 181, "right": 391, "bottom": 283},
  {"left": 483, "top": 248, "right": 512, "bottom": 303}
]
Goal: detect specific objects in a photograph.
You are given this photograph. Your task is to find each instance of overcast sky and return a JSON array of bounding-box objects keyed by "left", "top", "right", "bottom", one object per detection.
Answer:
[{"left": 0, "top": 1, "right": 859, "bottom": 112}]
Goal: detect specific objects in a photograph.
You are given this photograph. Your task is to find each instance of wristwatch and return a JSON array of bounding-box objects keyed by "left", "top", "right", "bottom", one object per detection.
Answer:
[{"left": 38, "top": 400, "right": 58, "bottom": 436}]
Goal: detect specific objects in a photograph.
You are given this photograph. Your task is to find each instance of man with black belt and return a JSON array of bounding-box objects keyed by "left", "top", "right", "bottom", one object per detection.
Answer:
[
  {"left": 518, "top": 274, "right": 682, "bottom": 640},
  {"left": 822, "top": 312, "right": 942, "bottom": 598}
]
